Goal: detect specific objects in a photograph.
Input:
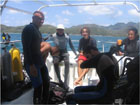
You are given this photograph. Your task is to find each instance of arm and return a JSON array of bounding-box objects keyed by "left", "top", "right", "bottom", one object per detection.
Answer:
[
  {"left": 78, "top": 39, "right": 82, "bottom": 53},
  {"left": 136, "top": 40, "right": 140, "bottom": 52},
  {"left": 43, "top": 34, "right": 52, "bottom": 41},
  {"left": 69, "top": 37, "right": 78, "bottom": 56},
  {"left": 91, "top": 38, "right": 97, "bottom": 47},
  {"left": 80, "top": 54, "right": 103, "bottom": 68}
]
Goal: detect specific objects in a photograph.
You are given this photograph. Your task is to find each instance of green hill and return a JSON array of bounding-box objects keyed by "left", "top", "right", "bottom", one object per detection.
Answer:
[{"left": 1, "top": 22, "right": 139, "bottom": 36}]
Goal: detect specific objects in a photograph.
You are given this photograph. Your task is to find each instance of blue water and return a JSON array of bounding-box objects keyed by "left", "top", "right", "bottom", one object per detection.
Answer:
[{"left": 1, "top": 33, "right": 125, "bottom": 54}]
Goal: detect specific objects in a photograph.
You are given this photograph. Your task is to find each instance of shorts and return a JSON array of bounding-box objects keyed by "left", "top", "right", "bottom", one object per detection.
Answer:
[
  {"left": 78, "top": 54, "right": 87, "bottom": 61},
  {"left": 25, "top": 64, "right": 48, "bottom": 88}
]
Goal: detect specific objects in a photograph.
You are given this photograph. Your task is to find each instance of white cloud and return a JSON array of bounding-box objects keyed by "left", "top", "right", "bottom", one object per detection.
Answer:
[
  {"left": 55, "top": 15, "right": 70, "bottom": 26},
  {"left": 78, "top": 5, "right": 122, "bottom": 17},
  {"left": 84, "top": 17, "right": 94, "bottom": 24},
  {"left": 62, "top": 10, "right": 74, "bottom": 16},
  {"left": 116, "top": 10, "right": 122, "bottom": 16},
  {"left": 6, "top": 9, "right": 28, "bottom": 15},
  {"left": 43, "top": 11, "right": 47, "bottom": 15},
  {"left": 3, "top": 20, "right": 9, "bottom": 25},
  {"left": 44, "top": 21, "right": 56, "bottom": 26},
  {"left": 8, "top": 9, "right": 19, "bottom": 14},
  {"left": 10, "top": 0, "right": 22, "bottom": 3},
  {"left": 128, "top": 9, "right": 140, "bottom": 17}
]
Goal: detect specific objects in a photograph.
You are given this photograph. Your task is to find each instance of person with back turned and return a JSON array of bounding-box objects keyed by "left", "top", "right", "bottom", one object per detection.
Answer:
[
  {"left": 66, "top": 46, "right": 117, "bottom": 104},
  {"left": 21, "top": 11, "right": 50, "bottom": 104}
]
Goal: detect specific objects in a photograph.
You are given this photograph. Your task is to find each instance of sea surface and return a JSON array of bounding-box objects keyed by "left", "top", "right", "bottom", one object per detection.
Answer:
[{"left": 1, "top": 33, "right": 125, "bottom": 54}]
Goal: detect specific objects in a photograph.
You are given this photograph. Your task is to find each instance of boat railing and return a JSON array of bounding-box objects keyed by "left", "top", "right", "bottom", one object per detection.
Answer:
[
  {"left": 0, "top": 39, "right": 133, "bottom": 89},
  {"left": 47, "top": 40, "right": 116, "bottom": 52},
  {"left": 1, "top": 0, "right": 140, "bottom": 15},
  {"left": 0, "top": 39, "right": 116, "bottom": 53}
]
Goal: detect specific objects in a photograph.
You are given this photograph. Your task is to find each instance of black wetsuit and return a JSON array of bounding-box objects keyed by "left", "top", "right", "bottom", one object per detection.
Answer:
[
  {"left": 22, "top": 23, "right": 50, "bottom": 104},
  {"left": 22, "top": 23, "right": 44, "bottom": 66},
  {"left": 78, "top": 37, "right": 97, "bottom": 52},
  {"left": 122, "top": 37, "right": 139, "bottom": 57},
  {"left": 66, "top": 54, "right": 116, "bottom": 104}
]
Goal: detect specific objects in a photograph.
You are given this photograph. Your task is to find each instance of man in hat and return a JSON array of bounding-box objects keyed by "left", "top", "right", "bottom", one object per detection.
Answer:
[{"left": 50, "top": 24, "right": 77, "bottom": 90}]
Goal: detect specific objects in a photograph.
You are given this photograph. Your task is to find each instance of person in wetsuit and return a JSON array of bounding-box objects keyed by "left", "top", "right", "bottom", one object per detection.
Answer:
[
  {"left": 118, "top": 27, "right": 139, "bottom": 57},
  {"left": 2, "top": 32, "right": 6, "bottom": 42},
  {"left": 110, "top": 27, "right": 139, "bottom": 57},
  {"left": 74, "top": 27, "right": 97, "bottom": 86},
  {"left": 22, "top": 11, "right": 50, "bottom": 104},
  {"left": 66, "top": 46, "right": 116, "bottom": 104},
  {"left": 6, "top": 33, "right": 11, "bottom": 41},
  {"left": 50, "top": 24, "right": 78, "bottom": 90}
]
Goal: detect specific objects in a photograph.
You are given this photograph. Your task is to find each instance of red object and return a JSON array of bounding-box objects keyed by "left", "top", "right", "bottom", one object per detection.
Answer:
[{"left": 78, "top": 54, "right": 87, "bottom": 61}]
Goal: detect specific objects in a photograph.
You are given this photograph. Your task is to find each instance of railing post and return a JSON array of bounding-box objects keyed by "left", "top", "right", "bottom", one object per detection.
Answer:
[{"left": 102, "top": 43, "right": 104, "bottom": 52}]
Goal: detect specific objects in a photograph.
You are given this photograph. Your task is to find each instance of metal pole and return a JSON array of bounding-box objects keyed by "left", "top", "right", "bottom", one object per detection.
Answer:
[
  {"left": 102, "top": 43, "right": 104, "bottom": 52},
  {"left": 0, "top": 0, "right": 8, "bottom": 15}
]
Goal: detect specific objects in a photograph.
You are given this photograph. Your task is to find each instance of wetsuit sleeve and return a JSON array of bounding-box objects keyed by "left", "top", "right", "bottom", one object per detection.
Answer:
[
  {"left": 48, "top": 34, "right": 53, "bottom": 40},
  {"left": 69, "top": 37, "right": 78, "bottom": 56},
  {"left": 91, "top": 38, "right": 97, "bottom": 47},
  {"left": 78, "top": 39, "right": 82, "bottom": 53},
  {"left": 80, "top": 57, "right": 98, "bottom": 68},
  {"left": 22, "top": 26, "right": 34, "bottom": 65},
  {"left": 136, "top": 40, "right": 140, "bottom": 52}
]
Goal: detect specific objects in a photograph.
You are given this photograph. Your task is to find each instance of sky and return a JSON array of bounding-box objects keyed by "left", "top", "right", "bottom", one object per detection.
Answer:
[{"left": 1, "top": 0, "right": 140, "bottom": 28}]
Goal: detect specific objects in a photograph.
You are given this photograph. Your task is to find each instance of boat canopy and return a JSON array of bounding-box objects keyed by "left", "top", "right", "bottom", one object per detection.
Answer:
[{"left": 1, "top": 0, "right": 140, "bottom": 15}]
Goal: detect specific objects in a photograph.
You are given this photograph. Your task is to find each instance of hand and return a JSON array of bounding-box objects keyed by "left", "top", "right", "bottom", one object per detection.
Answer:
[
  {"left": 74, "top": 54, "right": 79, "bottom": 59},
  {"left": 74, "top": 78, "right": 82, "bottom": 85},
  {"left": 30, "top": 65, "right": 38, "bottom": 77},
  {"left": 118, "top": 51, "right": 124, "bottom": 56}
]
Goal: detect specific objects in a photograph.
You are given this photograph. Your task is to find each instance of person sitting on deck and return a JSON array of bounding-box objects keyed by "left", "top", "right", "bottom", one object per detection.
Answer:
[
  {"left": 49, "top": 24, "right": 78, "bottom": 90},
  {"left": 109, "top": 27, "right": 139, "bottom": 57},
  {"left": 66, "top": 46, "right": 117, "bottom": 104},
  {"left": 74, "top": 27, "right": 97, "bottom": 86}
]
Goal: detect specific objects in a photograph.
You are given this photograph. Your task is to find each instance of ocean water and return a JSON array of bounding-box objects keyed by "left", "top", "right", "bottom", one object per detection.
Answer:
[{"left": 1, "top": 33, "right": 125, "bottom": 54}]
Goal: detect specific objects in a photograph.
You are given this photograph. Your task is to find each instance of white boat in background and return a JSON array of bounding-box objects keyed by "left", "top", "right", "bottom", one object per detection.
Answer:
[{"left": 1, "top": 0, "right": 139, "bottom": 104}]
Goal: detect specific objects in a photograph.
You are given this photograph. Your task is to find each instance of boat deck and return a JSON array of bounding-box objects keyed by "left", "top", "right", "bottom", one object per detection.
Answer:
[{"left": 2, "top": 51, "right": 133, "bottom": 105}]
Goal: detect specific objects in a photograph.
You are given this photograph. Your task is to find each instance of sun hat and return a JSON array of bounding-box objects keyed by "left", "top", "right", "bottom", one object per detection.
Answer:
[{"left": 56, "top": 24, "right": 65, "bottom": 30}]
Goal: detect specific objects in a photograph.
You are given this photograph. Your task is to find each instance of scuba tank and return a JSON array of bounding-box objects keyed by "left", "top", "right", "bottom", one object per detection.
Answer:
[
  {"left": 1, "top": 46, "right": 13, "bottom": 90},
  {"left": 9, "top": 44, "right": 24, "bottom": 82}
]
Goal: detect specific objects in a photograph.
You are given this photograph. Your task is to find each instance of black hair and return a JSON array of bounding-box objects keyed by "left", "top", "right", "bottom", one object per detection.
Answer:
[
  {"left": 128, "top": 27, "right": 138, "bottom": 36},
  {"left": 33, "top": 11, "right": 44, "bottom": 17},
  {"left": 80, "top": 27, "right": 90, "bottom": 35},
  {"left": 128, "top": 27, "right": 139, "bottom": 40},
  {"left": 83, "top": 46, "right": 98, "bottom": 54}
]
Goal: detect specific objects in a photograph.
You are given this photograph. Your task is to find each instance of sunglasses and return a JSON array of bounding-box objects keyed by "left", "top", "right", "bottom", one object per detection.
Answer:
[{"left": 34, "top": 16, "right": 44, "bottom": 20}]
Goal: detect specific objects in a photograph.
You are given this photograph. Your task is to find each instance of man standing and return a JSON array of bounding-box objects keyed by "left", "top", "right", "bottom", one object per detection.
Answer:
[
  {"left": 50, "top": 24, "right": 77, "bottom": 90},
  {"left": 22, "top": 11, "right": 50, "bottom": 104}
]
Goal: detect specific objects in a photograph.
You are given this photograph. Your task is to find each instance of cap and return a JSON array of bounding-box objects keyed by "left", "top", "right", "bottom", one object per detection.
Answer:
[{"left": 56, "top": 24, "right": 65, "bottom": 30}]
